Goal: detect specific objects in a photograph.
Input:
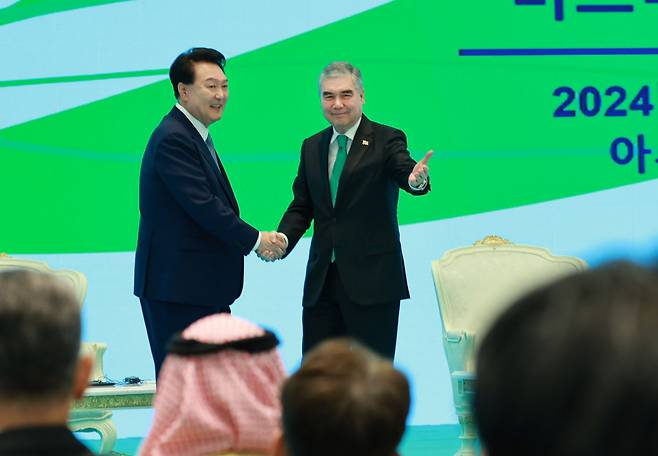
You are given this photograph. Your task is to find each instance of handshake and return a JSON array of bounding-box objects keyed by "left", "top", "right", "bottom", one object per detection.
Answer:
[{"left": 256, "top": 231, "right": 288, "bottom": 262}]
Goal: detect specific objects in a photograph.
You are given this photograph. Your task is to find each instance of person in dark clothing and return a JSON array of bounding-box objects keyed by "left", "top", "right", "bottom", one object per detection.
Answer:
[
  {"left": 277, "top": 61, "right": 432, "bottom": 359},
  {"left": 0, "top": 270, "right": 93, "bottom": 456},
  {"left": 475, "top": 262, "right": 658, "bottom": 456}
]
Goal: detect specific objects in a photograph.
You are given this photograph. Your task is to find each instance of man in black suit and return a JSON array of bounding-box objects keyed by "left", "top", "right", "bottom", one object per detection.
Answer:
[
  {"left": 0, "top": 270, "right": 94, "bottom": 456},
  {"left": 277, "top": 62, "right": 432, "bottom": 359},
  {"left": 134, "top": 48, "right": 285, "bottom": 376}
]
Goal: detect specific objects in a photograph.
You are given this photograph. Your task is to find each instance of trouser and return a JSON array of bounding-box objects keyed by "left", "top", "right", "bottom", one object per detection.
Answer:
[
  {"left": 139, "top": 298, "right": 230, "bottom": 378},
  {"left": 302, "top": 262, "right": 400, "bottom": 360}
]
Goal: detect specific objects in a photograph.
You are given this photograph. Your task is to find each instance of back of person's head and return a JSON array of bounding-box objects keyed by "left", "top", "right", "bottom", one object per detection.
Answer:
[
  {"left": 0, "top": 269, "right": 83, "bottom": 405},
  {"left": 279, "top": 338, "right": 410, "bottom": 456},
  {"left": 139, "top": 314, "right": 286, "bottom": 456},
  {"left": 474, "top": 261, "right": 658, "bottom": 456},
  {"left": 169, "top": 47, "right": 226, "bottom": 99}
]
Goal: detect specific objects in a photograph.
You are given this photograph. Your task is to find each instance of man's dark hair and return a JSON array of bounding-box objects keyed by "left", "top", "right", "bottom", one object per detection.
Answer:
[
  {"left": 281, "top": 338, "right": 410, "bottom": 456},
  {"left": 0, "top": 270, "right": 81, "bottom": 402},
  {"left": 169, "top": 47, "right": 226, "bottom": 99},
  {"left": 474, "top": 261, "right": 658, "bottom": 456}
]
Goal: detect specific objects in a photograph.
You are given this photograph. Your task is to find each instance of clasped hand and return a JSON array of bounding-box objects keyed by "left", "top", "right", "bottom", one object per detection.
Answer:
[{"left": 256, "top": 231, "right": 287, "bottom": 262}]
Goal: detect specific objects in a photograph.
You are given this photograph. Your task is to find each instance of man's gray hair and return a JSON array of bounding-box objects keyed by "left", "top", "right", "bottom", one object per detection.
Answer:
[
  {"left": 319, "top": 61, "right": 364, "bottom": 94},
  {"left": 0, "top": 269, "right": 81, "bottom": 401}
]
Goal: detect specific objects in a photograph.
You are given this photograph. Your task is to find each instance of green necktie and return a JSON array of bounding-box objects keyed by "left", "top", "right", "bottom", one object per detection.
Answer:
[
  {"left": 330, "top": 134, "right": 348, "bottom": 206},
  {"left": 330, "top": 134, "right": 347, "bottom": 262}
]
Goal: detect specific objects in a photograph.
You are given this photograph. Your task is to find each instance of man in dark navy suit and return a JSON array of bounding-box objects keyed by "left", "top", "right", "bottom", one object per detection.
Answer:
[
  {"left": 134, "top": 48, "right": 285, "bottom": 376},
  {"left": 277, "top": 62, "right": 432, "bottom": 360}
]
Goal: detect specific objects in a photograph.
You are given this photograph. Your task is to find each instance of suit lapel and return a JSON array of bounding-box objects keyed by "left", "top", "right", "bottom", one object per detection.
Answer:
[
  {"left": 194, "top": 132, "right": 240, "bottom": 214},
  {"left": 317, "top": 128, "right": 333, "bottom": 209},
  {"left": 171, "top": 108, "right": 240, "bottom": 214},
  {"left": 335, "top": 116, "right": 372, "bottom": 207},
  {"left": 212, "top": 155, "right": 240, "bottom": 214}
]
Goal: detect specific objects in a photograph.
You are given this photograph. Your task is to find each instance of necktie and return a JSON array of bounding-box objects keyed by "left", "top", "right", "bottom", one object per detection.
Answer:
[
  {"left": 205, "top": 135, "right": 222, "bottom": 174},
  {"left": 330, "top": 134, "right": 348, "bottom": 206},
  {"left": 205, "top": 134, "right": 239, "bottom": 211},
  {"left": 329, "top": 134, "right": 348, "bottom": 262}
]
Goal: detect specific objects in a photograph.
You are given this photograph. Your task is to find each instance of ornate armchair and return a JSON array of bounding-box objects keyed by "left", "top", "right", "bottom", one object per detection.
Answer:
[
  {"left": 0, "top": 254, "right": 116, "bottom": 454},
  {"left": 431, "top": 236, "right": 587, "bottom": 455}
]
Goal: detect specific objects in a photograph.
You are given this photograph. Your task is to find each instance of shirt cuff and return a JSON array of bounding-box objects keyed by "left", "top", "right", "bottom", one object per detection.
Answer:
[
  {"left": 409, "top": 176, "right": 428, "bottom": 191},
  {"left": 251, "top": 232, "right": 261, "bottom": 253}
]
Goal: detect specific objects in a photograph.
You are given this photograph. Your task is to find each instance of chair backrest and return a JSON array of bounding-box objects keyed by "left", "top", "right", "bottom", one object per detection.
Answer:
[
  {"left": 0, "top": 254, "right": 107, "bottom": 381},
  {"left": 431, "top": 236, "right": 586, "bottom": 371},
  {"left": 0, "top": 253, "right": 88, "bottom": 306}
]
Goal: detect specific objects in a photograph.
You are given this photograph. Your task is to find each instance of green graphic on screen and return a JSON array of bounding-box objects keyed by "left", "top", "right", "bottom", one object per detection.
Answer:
[{"left": 1, "top": 0, "right": 656, "bottom": 253}]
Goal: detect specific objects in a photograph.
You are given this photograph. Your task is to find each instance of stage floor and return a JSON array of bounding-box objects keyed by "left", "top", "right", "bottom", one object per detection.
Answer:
[{"left": 81, "top": 424, "right": 465, "bottom": 455}]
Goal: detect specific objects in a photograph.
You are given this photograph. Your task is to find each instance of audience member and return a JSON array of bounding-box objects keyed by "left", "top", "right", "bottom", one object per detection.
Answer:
[
  {"left": 139, "top": 314, "right": 286, "bottom": 456},
  {"left": 0, "top": 269, "right": 93, "bottom": 456},
  {"left": 275, "top": 338, "right": 410, "bottom": 456},
  {"left": 474, "top": 261, "right": 658, "bottom": 456}
]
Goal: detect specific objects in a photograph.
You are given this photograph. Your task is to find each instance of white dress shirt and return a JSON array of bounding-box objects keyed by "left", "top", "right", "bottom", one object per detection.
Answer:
[{"left": 176, "top": 103, "right": 209, "bottom": 141}]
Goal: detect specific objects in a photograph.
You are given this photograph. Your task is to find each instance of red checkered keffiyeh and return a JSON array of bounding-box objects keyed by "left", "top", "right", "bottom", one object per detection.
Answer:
[{"left": 139, "top": 314, "right": 286, "bottom": 456}]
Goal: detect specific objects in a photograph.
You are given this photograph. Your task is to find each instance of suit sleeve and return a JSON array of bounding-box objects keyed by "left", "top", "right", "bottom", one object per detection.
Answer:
[
  {"left": 154, "top": 132, "right": 259, "bottom": 255},
  {"left": 384, "top": 128, "right": 431, "bottom": 196},
  {"left": 278, "top": 142, "right": 314, "bottom": 255}
]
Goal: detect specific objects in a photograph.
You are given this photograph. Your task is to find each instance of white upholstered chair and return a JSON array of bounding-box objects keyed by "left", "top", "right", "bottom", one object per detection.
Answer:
[
  {"left": 431, "top": 236, "right": 587, "bottom": 455},
  {"left": 0, "top": 253, "right": 116, "bottom": 454}
]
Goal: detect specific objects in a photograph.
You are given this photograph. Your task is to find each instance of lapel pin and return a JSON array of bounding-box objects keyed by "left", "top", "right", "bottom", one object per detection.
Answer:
[{"left": 362, "top": 140, "right": 369, "bottom": 146}]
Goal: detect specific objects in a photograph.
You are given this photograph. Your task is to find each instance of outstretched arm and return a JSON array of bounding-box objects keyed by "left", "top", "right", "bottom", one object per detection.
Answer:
[
  {"left": 385, "top": 129, "right": 432, "bottom": 195},
  {"left": 408, "top": 150, "right": 433, "bottom": 189}
]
